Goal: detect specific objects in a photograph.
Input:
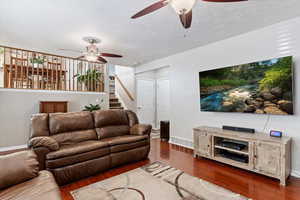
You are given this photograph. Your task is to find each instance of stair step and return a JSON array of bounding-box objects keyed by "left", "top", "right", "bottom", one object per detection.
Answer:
[
  {"left": 110, "top": 102, "right": 121, "bottom": 107},
  {"left": 110, "top": 107, "right": 124, "bottom": 110},
  {"left": 109, "top": 98, "right": 119, "bottom": 102}
]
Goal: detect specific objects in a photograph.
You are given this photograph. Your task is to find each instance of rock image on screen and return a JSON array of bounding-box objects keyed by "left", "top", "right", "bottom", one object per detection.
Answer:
[{"left": 200, "top": 56, "right": 294, "bottom": 115}]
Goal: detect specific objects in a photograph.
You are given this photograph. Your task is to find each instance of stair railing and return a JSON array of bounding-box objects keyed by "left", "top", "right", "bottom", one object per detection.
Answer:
[{"left": 115, "top": 75, "right": 135, "bottom": 101}]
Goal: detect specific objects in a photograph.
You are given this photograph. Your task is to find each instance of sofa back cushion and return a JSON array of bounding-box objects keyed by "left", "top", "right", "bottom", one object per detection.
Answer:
[
  {"left": 96, "top": 125, "right": 130, "bottom": 139},
  {"left": 30, "top": 113, "right": 50, "bottom": 138},
  {"left": 93, "top": 110, "right": 129, "bottom": 128},
  {"left": 49, "top": 111, "right": 94, "bottom": 135},
  {"left": 51, "top": 129, "right": 97, "bottom": 145},
  {"left": 0, "top": 151, "right": 39, "bottom": 190}
]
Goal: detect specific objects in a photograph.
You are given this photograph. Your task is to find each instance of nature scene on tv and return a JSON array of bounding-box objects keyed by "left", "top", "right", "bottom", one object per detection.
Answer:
[{"left": 200, "top": 56, "right": 293, "bottom": 115}]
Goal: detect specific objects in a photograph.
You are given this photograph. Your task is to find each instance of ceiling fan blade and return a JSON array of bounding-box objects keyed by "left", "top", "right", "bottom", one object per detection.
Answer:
[
  {"left": 131, "top": 0, "right": 169, "bottom": 19},
  {"left": 76, "top": 55, "right": 85, "bottom": 60},
  {"left": 100, "top": 53, "right": 123, "bottom": 58},
  {"left": 97, "top": 56, "right": 108, "bottom": 64},
  {"left": 202, "top": 0, "right": 247, "bottom": 2},
  {"left": 179, "top": 10, "right": 192, "bottom": 29}
]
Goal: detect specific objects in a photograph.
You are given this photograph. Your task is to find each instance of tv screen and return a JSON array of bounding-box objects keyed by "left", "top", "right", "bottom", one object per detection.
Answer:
[{"left": 199, "top": 56, "right": 294, "bottom": 115}]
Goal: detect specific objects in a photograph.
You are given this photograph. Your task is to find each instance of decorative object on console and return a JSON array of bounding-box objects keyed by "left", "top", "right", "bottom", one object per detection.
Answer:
[
  {"left": 71, "top": 161, "right": 249, "bottom": 200},
  {"left": 222, "top": 126, "right": 255, "bottom": 134},
  {"left": 200, "top": 56, "right": 294, "bottom": 115},
  {"left": 270, "top": 130, "right": 283, "bottom": 138},
  {"left": 193, "top": 126, "right": 291, "bottom": 186}
]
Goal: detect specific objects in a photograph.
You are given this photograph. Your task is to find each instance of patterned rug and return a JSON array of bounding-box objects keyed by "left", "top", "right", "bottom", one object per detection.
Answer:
[{"left": 71, "top": 162, "right": 250, "bottom": 200}]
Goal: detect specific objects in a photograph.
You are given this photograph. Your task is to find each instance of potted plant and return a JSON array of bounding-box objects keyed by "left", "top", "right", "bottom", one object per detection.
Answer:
[
  {"left": 30, "top": 56, "right": 45, "bottom": 67},
  {"left": 74, "top": 69, "right": 104, "bottom": 91},
  {"left": 83, "top": 99, "right": 104, "bottom": 112}
]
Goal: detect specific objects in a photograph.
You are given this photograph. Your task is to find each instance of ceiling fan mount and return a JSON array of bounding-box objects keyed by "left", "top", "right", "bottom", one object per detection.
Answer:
[{"left": 82, "top": 36, "right": 101, "bottom": 45}]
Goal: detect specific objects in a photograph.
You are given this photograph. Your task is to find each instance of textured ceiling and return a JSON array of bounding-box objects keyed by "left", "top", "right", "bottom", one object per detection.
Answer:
[{"left": 0, "top": 0, "right": 300, "bottom": 66}]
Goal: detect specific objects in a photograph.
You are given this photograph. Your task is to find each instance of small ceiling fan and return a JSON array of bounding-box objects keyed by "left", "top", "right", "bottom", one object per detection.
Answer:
[
  {"left": 131, "top": 0, "right": 247, "bottom": 29},
  {"left": 59, "top": 37, "right": 123, "bottom": 63}
]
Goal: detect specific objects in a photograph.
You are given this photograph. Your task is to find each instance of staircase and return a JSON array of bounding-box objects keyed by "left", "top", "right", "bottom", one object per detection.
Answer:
[{"left": 109, "top": 76, "right": 124, "bottom": 110}]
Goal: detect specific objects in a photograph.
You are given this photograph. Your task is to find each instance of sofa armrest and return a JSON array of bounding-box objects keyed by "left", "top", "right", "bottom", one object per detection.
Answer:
[
  {"left": 28, "top": 137, "right": 59, "bottom": 151},
  {"left": 130, "top": 124, "right": 152, "bottom": 136}
]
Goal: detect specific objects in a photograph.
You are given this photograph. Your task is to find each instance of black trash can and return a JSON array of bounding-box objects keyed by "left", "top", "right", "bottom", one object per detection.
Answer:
[{"left": 160, "top": 121, "right": 170, "bottom": 142}]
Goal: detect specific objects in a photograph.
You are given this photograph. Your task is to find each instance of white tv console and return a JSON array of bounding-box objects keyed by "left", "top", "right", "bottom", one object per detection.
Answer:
[{"left": 193, "top": 126, "right": 291, "bottom": 186}]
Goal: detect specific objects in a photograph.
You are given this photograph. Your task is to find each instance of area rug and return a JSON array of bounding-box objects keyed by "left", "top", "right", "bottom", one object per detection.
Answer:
[{"left": 71, "top": 162, "right": 250, "bottom": 200}]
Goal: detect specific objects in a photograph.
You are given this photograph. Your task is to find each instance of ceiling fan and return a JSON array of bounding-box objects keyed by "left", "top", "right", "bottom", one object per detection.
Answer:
[
  {"left": 59, "top": 37, "right": 123, "bottom": 63},
  {"left": 131, "top": 0, "right": 247, "bottom": 29}
]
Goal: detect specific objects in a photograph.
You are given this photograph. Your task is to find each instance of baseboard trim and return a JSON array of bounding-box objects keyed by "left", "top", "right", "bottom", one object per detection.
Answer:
[
  {"left": 291, "top": 170, "right": 300, "bottom": 178},
  {"left": 0, "top": 144, "right": 27, "bottom": 152},
  {"left": 169, "top": 136, "right": 300, "bottom": 179},
  {"left": 170, "top": 136, "right": 193, "bottom": 149}
]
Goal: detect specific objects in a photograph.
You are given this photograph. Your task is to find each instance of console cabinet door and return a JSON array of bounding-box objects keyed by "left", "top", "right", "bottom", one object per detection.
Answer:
[
  {"left": 197, "top": 131, "right": 212, "bottom": 158},
  {"left": 254, "top": 142, "right": 281, "bottom": 177}
]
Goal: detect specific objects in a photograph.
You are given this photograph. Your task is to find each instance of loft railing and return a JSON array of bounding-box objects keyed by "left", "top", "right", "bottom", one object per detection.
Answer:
[{"left": 0, "top": 45, "right": 105, "bottom": 92}]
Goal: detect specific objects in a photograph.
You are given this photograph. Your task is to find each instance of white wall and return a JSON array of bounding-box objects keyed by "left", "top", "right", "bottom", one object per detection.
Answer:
[
  {"left": 115, "top": 65, "right": 136, "bottom": 111},
  {"left": 136, "top": 17, "right": 300, "bottom": 175},
  {"left": 0, "top": 89, "right": 109, "bottom": 148}
]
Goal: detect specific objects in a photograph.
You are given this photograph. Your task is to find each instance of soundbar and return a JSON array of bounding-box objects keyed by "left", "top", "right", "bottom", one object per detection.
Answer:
[{"left": 222, "top": 126, "right": 255, "bottom": 134}]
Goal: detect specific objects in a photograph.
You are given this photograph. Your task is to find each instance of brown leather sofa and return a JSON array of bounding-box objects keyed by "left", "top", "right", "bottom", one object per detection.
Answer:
[
  {"left": 0, "top": 150, "right": 61, "bottom": 200},
  {"left": 28, "top": 109, "right": 151, "bottom": 185}
]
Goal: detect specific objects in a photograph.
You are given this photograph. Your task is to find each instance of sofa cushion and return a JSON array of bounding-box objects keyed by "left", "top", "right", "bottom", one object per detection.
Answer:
[
  {"left": 46, "top": 148, "right": 110, "bottom": 169},
  {"left": 110, "top": 140, "right": 149, "bottom": 153},
  {"left": 101, "top": 135, "right": 148, "bottom": 146},
  {"left": 51, "top": 129, "right": 97, "bottom": 145},
  {"left": 111, "top": 146, "right": 150, "bottom": 167},
  {"left": 96, "top": 125, "right": 130, "bottom": 139},
  {"left": 46, "top": 140, "right": 109, "bottom": 160},
  {"left": 49, "top": 111, "right": 94, "bottom": 135},
  {"left": 49, "top": 156, "right": 110, "bottom": 186},
  {"left": 0, "top": 170, "right": 61, "bottom": 200},
  {"left": 30, "top": 114, "right": 49, "bottom": 138},
  {"left": 93, "top": 110, "right": 129, "bottom": 128}
]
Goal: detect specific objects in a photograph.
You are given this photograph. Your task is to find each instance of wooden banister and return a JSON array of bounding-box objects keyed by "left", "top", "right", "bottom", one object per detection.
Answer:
[{"left": 115, "top": 75, "right": 135, "bottom": 101}]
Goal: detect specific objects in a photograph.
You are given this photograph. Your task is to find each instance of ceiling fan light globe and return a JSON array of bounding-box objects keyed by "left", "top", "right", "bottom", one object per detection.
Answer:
[
  {"left": 85, "top": 55, "right": 98, "bottom": 62},
  {"left": 170, "top": 0, "right": 197, "bottom": 14}
]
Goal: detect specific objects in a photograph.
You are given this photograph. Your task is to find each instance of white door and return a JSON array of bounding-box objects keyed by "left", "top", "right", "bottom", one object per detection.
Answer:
[
  {"left": 136, "top": 79, "right": 155, "bottom": 127},
  {"left": 157, "top": 79, "right": 170, "bottom": 128}
]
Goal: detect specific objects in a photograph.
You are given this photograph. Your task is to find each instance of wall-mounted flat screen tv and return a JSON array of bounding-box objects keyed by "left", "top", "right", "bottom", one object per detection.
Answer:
[{"left": 199, "top": 56, "right": 294, "bottom": 115}]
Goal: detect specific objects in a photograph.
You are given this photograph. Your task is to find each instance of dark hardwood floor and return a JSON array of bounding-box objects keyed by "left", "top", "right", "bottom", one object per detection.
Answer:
[{"left": 60, "top": 138, "right": 300, "bottom": 200}]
